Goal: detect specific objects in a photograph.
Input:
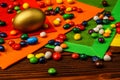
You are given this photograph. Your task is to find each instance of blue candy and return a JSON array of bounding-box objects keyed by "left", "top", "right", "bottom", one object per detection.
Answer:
[
  {"left": 39, "top": 57, "right": 46, "bottom": 64},
  {"left": 92, "top": 56, "right": 99, "bottom": 62},
  {"left": 0, "top": 45, "right": 5, "bottom": 52},
  {"left": 96, "top": 19, "right": 103, "bottom": 24},
  {"left": 54, "top": 41, "right": 60, "bottom": 46},
  {"left": 82, "top": 21, "right": 88, "bottom": 26},
  {"left": 20, "top": 41, "right": 28, "bottom": 47},
  {"left": 26, "top": 37, "right": 38, "bottom": 45},
  {"left": 0, "top": 32, "right": 7, "bottom": 38},
  {"left": 48, "top": 39, "right": 55, "bottom": 45}
]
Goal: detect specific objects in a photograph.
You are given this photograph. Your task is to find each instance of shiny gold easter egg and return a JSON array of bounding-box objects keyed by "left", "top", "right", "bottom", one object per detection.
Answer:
[{"left": 13, "top": 8, "right": 46, "bottom": 32}]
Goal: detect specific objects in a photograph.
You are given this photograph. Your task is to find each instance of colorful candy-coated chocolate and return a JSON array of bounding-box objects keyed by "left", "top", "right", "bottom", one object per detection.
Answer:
[
  {"left": 67, "top": 0, "right": 74, "bottom": 4},
  {"left": 82, "top": 21, "right": 88, "bottom": 26},
  {"left": 48, "top": 68, "right": 57, "bottom": 75},
  {"left": 60, "top": 43, "right": 68, "bottom": 49},
  {"left": 0, "top": 2, "right": 7, "bottom": 8},
  {"left": 80, "top": 54, "right": 88, "bottom": 60},
  {"left": 106, "top": 51, "right": 112, "bottom": 56},
  {"left": 69, "top": 13, "right": 74, "bottom": 19},
  {"left": 103, "top": 55, "right": 111, "bottom": 61},
  {"left": 48, "top": 39, "right": 55, "bottom": 45},
  {"left": 109, "top": 16, "right": 114, "bottom": 21},
  {"left": 10, "top": 30, "right": 18, "bottom": 36},
  {"left": 39, "top": 57, "right": 46, "bottom": 63},
  {"left": 116, "top": 22, "right": 120, "bottom": 28},
  {"left": 105, "top": 29, "right": 111, "bottom": 34},
  {"left": 60, "top": 5, "right": 66, "bottom": 10},
  {"left": 27, "top": 54, "right": 34, "bottom": 59},
  {"left": 52, "top": 52, "right": 61, "bottom": 60},
  {"left": 45, "top": 0, "right": 52, "bottom": 6},
  {"left": 56, "top": 0, "right": 63, "bottom": 4},
  {"left": 50, "top": 10, "right": 56, "bottom": 15},
  {"left": 54, "top": 41, "right": 61, "bottom": 46},
  {"left": 14, "top": 6, "right": 20, "bottom": 11},
  {"left": 72, "top": 53, "right": 79, "bottom": 59},
  {"left": 56, "top": 18, "right": 61, "bottom": 22},
  {"left": 99, "top": 29, "right": 105, "bottom": 34},
  {"left": 8, "top": 4, "right": 14, "bottom": 9},
  {"left": 48, "top": 7, "right": 53, "bottom": 11},
  {"left": 35, "top": 53, "right": 45, "bottom": 59},
  {"left": 0, "top": 32, "right": 7, "bottom": 38},
  {"left": 55, "top": 38, "right": 64, "bottom": 43},
  {"left": 53, "top": 20, "right": 60, "bottom": 26},
  {"left": 20, "top": 41, "right": 27, "bottom": 47},
  {"left": 96, "top": 19, "right": 103, "bottom": 24},
  {"left": 63, "top": 14, "right": 70, "bottom": 20},
  {"left": 12, "top": 44, "right": 21, "bottom": 50},
  {"left": 93, "top": 27, "right": 99, "bottom": 32},
  {"left": 74, "top": 33, "right": 81, "bottom": 40},
  {"left": 44, "top": 10, "right": 50, "bottom": 15},
  {"left": 45, "top": 51, "right": 52, "bottom": 59},
  {"left": 40, "top": 31, "right": 47, "bottom": 38},
  {"left": 66, "top": 7, "right": 72, "bottom": 12},
  {"left": 8, "top": 40, "right": 15, "bottom": 46},
  {"left": 95, "top": 61, "right": 103, "bottom": 68},
  {"left": 78, "top": 25, "right": 85, "bottom": 31},
  {"left": 103, "top": 19, "right": 110, "bottom": 24},
  {"left": 0, "top": 21, "right": 6, "bottom": 26},
  {"left": 29, "top": 57, "right": 38, "bottom": 64},
  {"left": 73, "top": 27, "right": 80, "bottom": 33},
  {"left": 92, "top": 56, "right": 99, "bottom": 62},
  {"left": 7, "top": 9, "right": 13, "bottom": 13},
  {"left": 68, "top": 21, "right": 75, "bottom": 27},
  {"left": 104, "top": 11, "right": 111, "bottom": 17},
  {"left": 102, "top": 0, "right": 109, "bottom": 7},
  {"left": 54, "top": 46, "right": 63, "bottom": 52},
  {"left": 21, "top": 34, "right": 29, "bottom": 40},
  {"left": 98, "top": 37, "right": 105, "bottom": 43},
  {"left": 77, "top": 8, "right": 83, "bottom": 13},
  {"left": 63, "top": 24, "right": 71, "bottom": 29},
  {"left": 91, "top": 33, "right": 98, "bottom": 38},
  {"left": 59, "top": 10, "right": 65, "bottom": 15},
  {"left": 93, "top": 15, "right": 99, "bottom": 21},
  {"left": 96, "top": 24, "right": 103, "bottom": 29},
  {"left": 0, "top": 45, "right": 5, "bottom": 52},
  {"left": 111, "top": 24, "right": 116, "bottom": 28},
  {"left": 103, "top": 33, "right": 110, "bottom": 37},
  {"left": 0, "top": 38, "right": 5, "bottom": 44},
  {"left": 55, "top": 7, "right": 60, "bottom": 13},
  {"left": 58, "top": 34, "right": 66, "bottom": 40},
  {"left": 116, "top": 28, "right": 120, "bottom": 34},
  {"left": 72, "top": 6, "right": 78, "bottom": 11},
  {"left": 13, "top": 2, "right": 20, "bottom": 6},
  {"left": 38, "top": 2, "right": 45, "bottom": 8},
  {"left": 26, "top": 37, "right": 38, "bottom": 45},
  {"left": 22, "top": 3, "right": 29, "bottom": 9},
  {"left": 88, "top": 29, "right": 95, "bottom": 34}
]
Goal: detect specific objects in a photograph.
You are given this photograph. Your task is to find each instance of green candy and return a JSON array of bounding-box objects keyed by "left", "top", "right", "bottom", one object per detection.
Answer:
[
  {"left": 69, "top": 13, "right": 74, "bottom": 19},
  {"left": 54, "top": 7, "right": 60, "bottom": 13},
  {"left": 48, "top": 68, "right": 57, "bottom": 75},
  {"left": 91, "top": 33, "right": 98, "bottom": 38},
  {"left": 63, "top": 14, "right": 70, "bottom": 20},
  {"left": 21, "top": 34, "right": 29, "bottom": 40},
  {"left": 0, "top": 38, "right": 4, "bottom": 44},
  {"left": 73, "top": 28, "right": 80, "bottom": 33},
  {"left": 80, "top": 54, "right": 88, "bottom": 60},
  {"left": 29, "top": 57, "right": 38, "bottom": 64},
  {"left": 103, "top": 19, "right": 110, "bottom": 24},
  {"left": 0, "top": 21, "right": 6, "bottom": 26},
  {"left": 17, "top": 10, "right": 21, "bottom": 13},
  {"left": 48, "top": 7, "right": 53, "bottom": 11},
  {"left": 14, "top": 6, "right": 20, "bottom": 11},
  {"left": 63, "top": 24, "right": 71, "bottom": 29}
]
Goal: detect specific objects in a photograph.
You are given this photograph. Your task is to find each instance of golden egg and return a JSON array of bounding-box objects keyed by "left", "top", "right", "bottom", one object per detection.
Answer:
[{"left": 13, "top": 8, "right": 46, "bottom": 32}]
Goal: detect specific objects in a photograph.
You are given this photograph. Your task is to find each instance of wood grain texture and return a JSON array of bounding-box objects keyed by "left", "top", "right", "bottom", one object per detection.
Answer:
[{"left": 0, "top": 47, "right": 120, "bottom": 80}]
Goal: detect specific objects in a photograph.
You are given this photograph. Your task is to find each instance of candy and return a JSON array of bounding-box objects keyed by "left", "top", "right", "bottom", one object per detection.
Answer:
[
  {"left": 13, "top": 2, "right": 20, "bottom": 6},
  {"left": 67, "top": 0, "right": 74, "bottom": 4},
  {"left": 60, "top": 43, "right": 68, "bottom": 48},
  {"left": 0, "top": 32, "right": 7, "bottom": 38},
  {"left": 14, "top": 6, "right": 20, "bottom": 11},
  {"left": 45, "top": 0, "right": 52, "bottom": 6},
  {"left": 99, "top": 29, "right": 104, "bottom": 34},
  {"left": 10, "top": 30, "right": 18, "bottom": 36},
  {"left": 48, "top": 7, "right": 53, "bottom": 11},
  {"left": 39, "top": 57, "right": 46, "bottom": 63},
  {"left": 115, "top": 22, "right": 120, "bottom": 28},
  {"left": 110, "top": 24, "right": 116, "bottom": 28},
  {"left": 102, "top": 0, "right": 109, "bottom": 7},
  {"left": 8, "top": 4, "right": 14, "bottom": 9},
  {"left": 55, "top": 7, "right": 60, "bottom": 13},
  {"left": 54, "top": 42, "right": 61, "bottom": 46},
  {"left": 27, "top": 54, "right": 34, "bottom": 59},
  {"left": 73, "top": 28, "right": 80, "bottom": 33},
  {"left": 96, "top": 19, "right": 103, "bottom": 24},
  {"left": 45, "top": 51, "right": 52, "bottom": 59},
  {"left": 29, "top": 57, "right": 38, "bottom": 64},
  {"left": 109, "top": 16, "right": 114, "bottom": 21},
  {"left": 54, "top": 46, "right": 63, "bottom": 52},
  {"left": 12, "top": 44, "right": 21, "bottom": 50},
  {"left": 60, "top": 5, "right": 66, "bottom": 10},
  {"left": 116, "top": 28, "right": 120, "bottom": 34},
  {"left": 106, "top": 51, "right": 112, "bottom": 56},
  {"left": 96, "top": 24, "right": 103, "bottom": 29},
  {"left": 0, "top": 2, "right": 7, "bottom": 8},
  {"left": 103, "top": 16, "right": 109, "bottom": 20},
  {"left": 77, "top": 8, "right": 83, "bottom": 13},
  {"left": 104, "top": 11, "right": 111, "bottom": 17},
  {"left": 91, "top": 33, "right": 98, "bottom": 38},
  {"left": 72, "top": 6, "right": 78, "bottom": 11},
  {"left": 74, "top": 33, "right": 81, "bottom": 40},
  {"left": 20, "top": 41, "right": 27, "bottom": 47},
  {"left": 66, "top": 7, "right": 72, "bottom": 12},
  {"left": 103, "top": 33, "right": 110, "bottom": 37},
  {"left": 80, "top": 54, "right": 88, "bottom": 60},
  {"left": 48, "top": 68, "right": 57, "bottom": 75},
  {"left": 99, "top": 14, "right": 104, "bottom": 19},
  {"left": 105, "top": 29, "right": 111, "bottom": 34},
  {"left": 59, "top": 10, "right": 65, "bottom": 15},
  {"left": 93, "top": 15, "right": 99, "bottom": 21},
  {"left": 8, "top": 40, "right": 15, "bottom": 46},
  {"left": 0, "top": 38, "right": 5, "bottom": 44},
  {"left": 56, "top": 0, "right": 63, "bottom": 4},
  {"left": 0, "top": 21, "right": 6, "bottom": 26},
  {"left": 103, "top": 19, "right": 109, "bottom": 24},
  {"left": 52, "top": 52, "right": 61, "bottom": 60},
  {"left": 40, "top": 31, "right": 47, "bottom": 38},
  {"left": 0, "top": 45, "right": 5, "bottom": 52},
  {"left": 43, "top": 24, "right": 49, "bottom": 29},
  {"left": 92, "top": 56, "right": 99, "bottom": 62},
  {"left": 82, "top": 21, "right": 88, "bottom": 26},
  {"left": 48, "top": 39, "right": 55, "bottom": 45},
  {"left": 98, "top": 37, "right": 105, "bottom": 43},
  {"left": 35, "top": 53, "right": 45, "bottom": 59},
  {"left": 88, "top": 29, "right": 95, "bottom": 34},
  {"left": 69, "top": 13, "right": 74, "bottom": 19},
  {"left": 7, "top": 9, "right": 13, "bottom": 13},
  {"left": 38, "top": 2, "right": 45, "bottom": 8},
  {"left": 95, "top": 61, "right": 103, "bottom": 68},
  {"left": 93, "top": 27, "right": 99, "bottom": 32},
  {"left": 63, "top": 14, "right": 70, "bottom": 20},
  {"left": 21, "top": 34, "right": 29, "bottom": 40},
  {"left": 22, "top": 3, "right": 29, "bottom": 9},
  {"left": 53, "top": 20, "right": 60, "bottom": 26},
  {"left": 55, "top": 38, "right": 64, "bottom": 43},
  {"left": 26, "top": 37, "right": 38, "bottom": 45},
  {"left": 103, "top": 55, "right": 111, "bottom": 61},
  {"left": 63, "top": 24, "right": 71, "bottom": 29},
  {"left": 44, "top": 10, "right": 50, "bottom": 15},
  {"left": 68, "top": 21, "right": 75, "bottom": 27},
  {"left": 57, "top": 34, "right": 66, "bottom": 40},
  {"left": 56, "top": 18, "right": 61, "bottom": 22},
  {"left": 72, "top": 53, "right": 79, "bottom": 59}
]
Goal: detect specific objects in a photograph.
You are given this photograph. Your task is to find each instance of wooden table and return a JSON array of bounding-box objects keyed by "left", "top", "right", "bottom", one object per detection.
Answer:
[{"left": 0, "top": 46, "right": 120, "bottom": 80}]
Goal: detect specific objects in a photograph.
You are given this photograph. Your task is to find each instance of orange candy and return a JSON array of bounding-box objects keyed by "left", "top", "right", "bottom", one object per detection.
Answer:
[
  {"left": 60, "top": 43, "right": 68, "bottom": 48},
  {"left": 103, "top": 33, "right": 110, "bottom": 37},
  {"left": 10, "top": 30, "right": 18, "bottom": 36},
  {"left": 45, "top": 0, "right": 52, "bottom": 6},
  {"left": 99, "top": 14, "right": 104, "bottom": 19}
]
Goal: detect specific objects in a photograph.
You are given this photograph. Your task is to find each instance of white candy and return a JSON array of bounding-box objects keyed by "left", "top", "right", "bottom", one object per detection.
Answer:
[
  {"left": 96, "top": 24, "right": 103, "bottom": 29},
  {"left": 40, "top": 32, "right": 47, "bottom": 38},
  {"left": 93, "top": 15, "right": 99, "bottom": 21},
  {"left": 99, "top": 29, "right": 105, "bottom": 34},
  {"left": 54, "top": 46, "right": 63, "bottom": 52},
  {"left": 104, "top": 55, "right": 111, "bottom": 61},
  {"left": 56, "top": 18, "right": 61, "bottom": 22},
  {"left": 103, "top": 16, "right": 109, "bottom": 20},
  {"left": 93, "top": 27, "right": 99, "bottom": 32},
  {"left": 45, "top": 51, "right": 52, "bottom": 59}
]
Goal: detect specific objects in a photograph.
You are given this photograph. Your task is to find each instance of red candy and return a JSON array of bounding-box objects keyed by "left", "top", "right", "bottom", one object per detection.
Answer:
[
  {"left": 72, "top": 53, "right": 79, "bottom": 59},
  {"left": 37, "top": 2, "right": 45, "bottom": 8},
  {"left": 72, "top": 6, "right": 78, "bottom": 11},
  {"left": 8, "top": 4, "right": 14, "bottom": 9},
  {"left": 116, "top": 22, "right": 120, "bottom": 28},
  {"left": 55, "top": 38, "right": 64, "bottom": 43},
  {"left": 78, "top": 25, "right": 85, "bottom": 31},
  {"left": 106, "top": 51, "right": 112, "bottom": 56},
  {"left": 8, "top": 40, "right": 15, "bottom": 46},
  {"left": 77, "top": 8, "right": 83, "bottom": 13},
  {"left": 116, "top": 28, "right": 120, "bottom": 34},
  {"left": 60, "top": 5, "right": 66, "bottom": 10},
  {"left": 57, "top": 34, "right": 66, "bottom": 40},
  {"left": 12, "top": 44, "right": 21, "bottom": 50},
  {"left": 13, "top": 2, "right": 20, "bottom": 6},
  {"left": 108, "top": 16, "right": 114, "bottom": 21},
  {"left": 52, "top": 52, "right": 61, "bottom": 60},
  {"left": 68, "top": 21, "right": 75, "bottom": 27}
]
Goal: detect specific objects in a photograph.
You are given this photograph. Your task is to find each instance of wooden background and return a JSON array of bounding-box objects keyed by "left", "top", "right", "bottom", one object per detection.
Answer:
[{"left": 0, "top": 46, "right": 120, "bottom": 80}]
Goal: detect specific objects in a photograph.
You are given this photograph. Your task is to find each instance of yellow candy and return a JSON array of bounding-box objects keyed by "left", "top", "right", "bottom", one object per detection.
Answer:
[
  {"left": 23, "top": 3, "right": 29, "bottom": 9},
  {"left": 10, "top": 30, "right": 18, "bottom": 36},
  {"left": 35, "top": 53, "right": 45, "bottom": 59},
  {"left": 53, "top": 20, "right": 60, "bottom": 26},
  {"left": 65, "top": 19, "right": 71, "bottom": 23},
  {"left": 105, "top": 29, "right": 111, "bottom": 34},
  {"left": 74, "top": 33, "right": 81, "bottom": 40},
  {"left": 56, "top": 0, "right": 63, "bottom": 4},
  {"left": 27, "top": 54, "right": 34, "bottom": 59},
  {"left": 110, "top": 24, "right": 116, "bottom": 28},
  {"left": 67, "top": 0, "right": 74, "bottom": 4},
  {"left": 66, "top": 7, "right": 72, "bottom": 12}
]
